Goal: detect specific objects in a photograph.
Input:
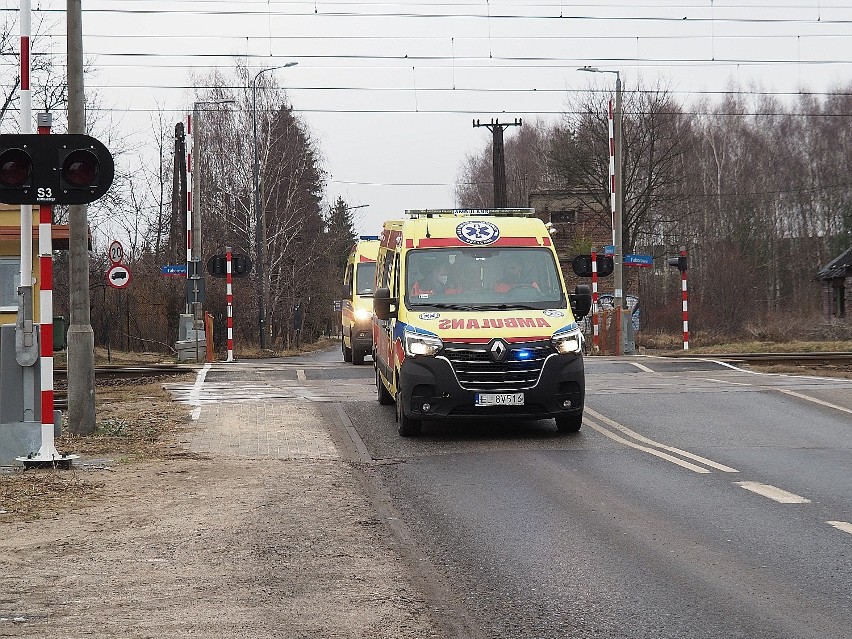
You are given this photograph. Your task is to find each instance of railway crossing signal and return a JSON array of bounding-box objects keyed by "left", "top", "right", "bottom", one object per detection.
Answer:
[
  {"left": 667, "top": 255, "right": 688, "bottom": 272},
  {"left": 572, "top": 254, "right": 614, "bottom": 278},
  {"left": 0, "top": 133, "right": 114, "bottom": 205},
  {"left": 207, "top": 253, "right": 252, "bottom": 277}
]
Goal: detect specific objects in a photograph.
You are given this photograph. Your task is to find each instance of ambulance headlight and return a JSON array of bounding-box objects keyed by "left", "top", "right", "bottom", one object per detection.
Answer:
[
  {"left": 551, "top": 328, "right": 584, "bottom": 355},
  {"left": 404, "top": 331, "right": 443, "bottom": 358},
  {"left": 354, "top": 308, "right": 372, "bottom": 322}
]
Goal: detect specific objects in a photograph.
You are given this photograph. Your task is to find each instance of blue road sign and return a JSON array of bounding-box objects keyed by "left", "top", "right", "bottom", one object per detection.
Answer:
[
  {"left": 624, "top": 254, "right": 654, "bottom": 267},
  {"left": 161, "top": 264, "right": 188, "bottom": 276},
  {"left": 603, "top": 245, "right": 615, "bottom": 255}
]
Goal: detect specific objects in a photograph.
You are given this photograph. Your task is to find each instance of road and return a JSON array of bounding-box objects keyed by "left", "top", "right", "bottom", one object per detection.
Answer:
[{"left": 182, "top": 348, "right": 852, "bottom": 639}]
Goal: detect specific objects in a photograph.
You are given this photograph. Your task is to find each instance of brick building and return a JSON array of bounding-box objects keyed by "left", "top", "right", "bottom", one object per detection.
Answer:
[{"left": 528, "top": 188, "right": 637, "bottom": 294}]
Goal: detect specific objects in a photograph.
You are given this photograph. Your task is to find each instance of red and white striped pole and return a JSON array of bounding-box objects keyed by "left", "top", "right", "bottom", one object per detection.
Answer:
[
  {"left": 608, "top": 99, "right": 616, "bottom": 247},
  {"left": 226, "top": 247, "right": 234, "bottom": 362},
  {"left": 680, "top": 247, "right": 689, "bottom": 350},
  {"left": 37, "top": 113, "right": 57, "bottom": 457},
  {"left": 591, "top": 247, "right": 599, "bottom": 351},
  {"left": 19, "top": 0, "right": 33, "bottom": 296},
  {"left": 186, "top": 114, "right": 193, "bottom": 310}
]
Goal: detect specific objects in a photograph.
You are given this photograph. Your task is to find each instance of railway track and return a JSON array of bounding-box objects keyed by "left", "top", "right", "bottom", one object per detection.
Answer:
[
  {"left": 53, "top": 364, "right": 198, "bottom": 409},
  {"left": 659, "top": 351, "right": 852, "bottom": 366}
]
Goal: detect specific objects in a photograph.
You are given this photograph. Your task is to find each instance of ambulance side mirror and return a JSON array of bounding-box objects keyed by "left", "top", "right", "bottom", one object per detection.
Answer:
[
  {"left": 373, "top": 287, "right": 397, "bottom": 321},
  {"left": 569, "top": 284, "right": 592, "bottom": 320},
  {"left": 341, "top": 284, "right": 350, "bottom": 300}
]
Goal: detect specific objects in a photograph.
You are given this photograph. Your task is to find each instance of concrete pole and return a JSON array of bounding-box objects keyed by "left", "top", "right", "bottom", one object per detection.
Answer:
[
  {"left": 66, "top": 0, "right": 96, "bottom": 434},
  {"left": 613, "top": 73, "right": 626, "bottom": 355}
]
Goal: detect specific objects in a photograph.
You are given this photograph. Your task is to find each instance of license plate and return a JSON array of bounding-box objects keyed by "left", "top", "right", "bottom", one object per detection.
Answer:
[{"left": 475, "top": 393, "right": 524, "bottom": 407}]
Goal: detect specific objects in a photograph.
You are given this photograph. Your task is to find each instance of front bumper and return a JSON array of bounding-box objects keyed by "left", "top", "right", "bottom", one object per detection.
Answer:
[
  {"left": 398, "top": 351, "right": 584, "bottom": 421},
  {"left": 348, "top": 323, "right": 373, "bottom": 353}
]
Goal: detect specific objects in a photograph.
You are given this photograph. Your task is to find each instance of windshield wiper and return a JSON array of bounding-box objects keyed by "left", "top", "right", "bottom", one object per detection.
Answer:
[{"left": 417, "top": 302, "right": 477, "bottom": 310}]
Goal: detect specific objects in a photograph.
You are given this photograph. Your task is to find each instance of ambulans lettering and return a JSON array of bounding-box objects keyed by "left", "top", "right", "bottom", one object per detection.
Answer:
[{"left": 436, "top": 317, "right": 552, "bottom": 330}]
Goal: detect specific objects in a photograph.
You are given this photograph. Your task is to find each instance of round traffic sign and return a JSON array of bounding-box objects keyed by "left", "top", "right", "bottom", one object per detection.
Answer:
[
  {"left": 109, "top": 240, "right": 124, "bottom": 264},
  {"left": 106, "top": 264, "right": 131, "bottom": 289}
]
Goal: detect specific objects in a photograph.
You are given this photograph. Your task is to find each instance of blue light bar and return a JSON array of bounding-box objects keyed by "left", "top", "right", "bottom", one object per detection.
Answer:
[
  {"left": 514, "top": 349, "right": 534, "bottom": 361},
  {"left": 359, "top": 235, "right": 380, "bottom": 241}
]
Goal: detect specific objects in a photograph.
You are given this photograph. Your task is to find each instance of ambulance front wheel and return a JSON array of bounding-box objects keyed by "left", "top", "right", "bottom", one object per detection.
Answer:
[
  {"left": 555, "top": 412, "right": 583, "bottom": 433},
  {"left": 396, "top": 391, "right": 422, "bottom": 437},
  {"left": 353, "top": 349, "right": 365, "bottom": 365},
  {"left": 342, "top": 338, "right": 353, "bottom": 362}
]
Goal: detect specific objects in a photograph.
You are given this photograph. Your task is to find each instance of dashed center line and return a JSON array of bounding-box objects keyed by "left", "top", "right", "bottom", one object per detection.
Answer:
[
  {"left": 734, "top": 481, "right": 811, "bottom": 504},
  {"left": 628, "top": 362, "right": 656, "bottom": 373},
  {"left": 826, "top": 521, "right": 852, "bottom": 536}
]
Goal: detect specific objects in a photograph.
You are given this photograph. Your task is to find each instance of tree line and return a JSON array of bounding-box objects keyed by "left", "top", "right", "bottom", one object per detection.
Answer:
[{"left": 456, "top": 80, "right": 852, "bottom": 341}]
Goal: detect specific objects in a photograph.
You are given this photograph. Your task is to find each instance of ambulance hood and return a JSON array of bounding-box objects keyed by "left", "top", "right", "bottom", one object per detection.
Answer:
[{"left": 409, "top": 308, "right": 578, "bottom": 341}]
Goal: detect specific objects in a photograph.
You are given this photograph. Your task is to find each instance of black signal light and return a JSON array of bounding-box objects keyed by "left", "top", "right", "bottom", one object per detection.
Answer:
[
  {"left": 0, "top": 147, "right": 32, "bottom": 188},
  {"left": 61, "top": 148, "right": 100, "bottom": 188},
  {"left": 0, "top": 133, "right": 114, "bottom": 205}
]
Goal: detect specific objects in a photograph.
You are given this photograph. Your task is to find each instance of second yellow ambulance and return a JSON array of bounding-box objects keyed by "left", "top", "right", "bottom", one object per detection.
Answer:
[
  {"left": 373, "top": 209, "right": 591, "bottom": 436},
  {"left": 341, "top": 235, "right": 380, "bottom": 365}
]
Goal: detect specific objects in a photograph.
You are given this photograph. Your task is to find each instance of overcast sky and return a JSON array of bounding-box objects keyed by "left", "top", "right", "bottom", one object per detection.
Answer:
[{"left": 14, "top": 0, "right": 852, "bottom": 235}]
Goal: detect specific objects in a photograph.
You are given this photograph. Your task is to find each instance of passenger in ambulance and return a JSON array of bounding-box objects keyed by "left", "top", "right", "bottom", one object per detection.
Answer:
[
  {"left": 411, "top": 261, "right": 459, "bottom": 297},
  {"left": 495, "top": 259, "right": 539, "bottom": 293}
]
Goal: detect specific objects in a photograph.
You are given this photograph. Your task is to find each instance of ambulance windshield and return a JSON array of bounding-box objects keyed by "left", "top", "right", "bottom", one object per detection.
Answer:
[
  {"left": 355, "top": 262, "right": 376, "bottom": 295},
  {"left": 405, "top": 248, "right": 566, "bottom": 310}
]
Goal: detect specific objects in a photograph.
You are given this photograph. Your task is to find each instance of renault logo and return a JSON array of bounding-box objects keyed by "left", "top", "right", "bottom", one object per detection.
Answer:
[{"left": 489, "top": 339, "right": 508, "bottom": 363}]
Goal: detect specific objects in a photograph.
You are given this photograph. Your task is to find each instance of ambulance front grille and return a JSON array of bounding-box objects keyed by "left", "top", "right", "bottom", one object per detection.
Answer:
[{"left": 442, "top": 340, "right": 552, "bottom": 391}]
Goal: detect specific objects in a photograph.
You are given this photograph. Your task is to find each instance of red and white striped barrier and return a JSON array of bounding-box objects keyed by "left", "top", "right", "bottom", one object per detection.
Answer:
[
  {"left": 608, "top": 99, "right": 616, "bottom": 247},
  {"left": 681, "top": 248, "right": 689, "bottom": 350},
  {"left": 591, "top": 247, "right": 599, "bottom": 351},
  {"left": 226, "top": 247, "right": 234, "bottom": 361},
  {"left": 186, "top": 114, "right": 193, "bottom": 294}
]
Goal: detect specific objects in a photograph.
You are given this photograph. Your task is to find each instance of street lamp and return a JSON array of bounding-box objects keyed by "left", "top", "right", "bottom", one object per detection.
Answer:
[
  {"left": 578, "top": 65, "right": 626, "bottom": 355},
  {"left": 252, "top": 62, "right": 298, "bottom": 350}
]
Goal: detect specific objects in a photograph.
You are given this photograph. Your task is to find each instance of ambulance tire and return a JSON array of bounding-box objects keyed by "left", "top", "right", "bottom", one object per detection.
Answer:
[
  {"left": 353, "top": 349, "right": 365, "bottom": 365},
  {"left": 395, "top": 391, "right": 422, "bottom": 437},
  {"left": 555, "top": 413, "right": 583, "bottom": 433},
  {"left": 342, "top": 339, "right": 353, "bottom": 362},
  {"left": 376, "top": 369, "right": 394, "bottom": 405}
]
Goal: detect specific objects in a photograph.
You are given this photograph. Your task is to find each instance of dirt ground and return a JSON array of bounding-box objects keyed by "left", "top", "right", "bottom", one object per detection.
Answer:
[{"left": 0, "top": 377, "right": 443, "bottom": 638}]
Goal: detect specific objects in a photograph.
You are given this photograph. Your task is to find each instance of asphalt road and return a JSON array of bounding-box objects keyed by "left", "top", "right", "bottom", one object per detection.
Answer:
[
  {"left": 338, "top": 351, "right": 852, "bottom": 639},
  {"left": 189, "top": 348, "right": 852, "bottom": 638}
]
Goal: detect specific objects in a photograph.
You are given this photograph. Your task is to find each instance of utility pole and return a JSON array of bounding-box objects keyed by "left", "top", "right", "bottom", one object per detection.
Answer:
[
  {"left": 472, "top": 118, "right": 522, "bottom": 208},
  {"left": 66, "top": 0, "right": 95, "bottom": 434}
]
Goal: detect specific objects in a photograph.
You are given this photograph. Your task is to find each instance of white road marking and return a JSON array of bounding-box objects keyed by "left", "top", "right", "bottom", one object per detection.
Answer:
[
  {"left": 700, "top": 377, "right": 753, "bottom": 386},
  {"left": 628, "top": 362, "right": 656, "bottom": 373},
  {"left": 826, "top": 521, "right": 852, "bottom": 536},
  {"left": 584, "top": 418, "right": 712, "bottom": 474},
  {"left": 189, "top": 363, "right": 212, "bottom": 421},
  {"left": 734, "top": 481, "right": 811, "bottom": 504},
  {"left": 585, "top": 407, "right": 739, "bottom": 473},
  {"left": 777, "top": 389, "right": 852, "bottom": 416},
  {"left": 296, "top": 369, "right": 307, "bottom": 381}
]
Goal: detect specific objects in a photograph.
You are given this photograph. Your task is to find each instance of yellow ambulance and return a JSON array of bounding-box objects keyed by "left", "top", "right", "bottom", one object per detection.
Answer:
[
  {"left": 372, "top": 209, "right": 591, "bottom": 436},
  {"left": 341, "top": 235, "right": 380, "bottom": 365}
]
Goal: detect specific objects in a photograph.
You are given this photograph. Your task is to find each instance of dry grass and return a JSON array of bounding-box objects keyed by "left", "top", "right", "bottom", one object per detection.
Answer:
[
  {"left": 1, "top": 338, "right": 338, "bottom": 520},
  {"left": 1, "top": 376, "right": 194, "bottom": 521}
]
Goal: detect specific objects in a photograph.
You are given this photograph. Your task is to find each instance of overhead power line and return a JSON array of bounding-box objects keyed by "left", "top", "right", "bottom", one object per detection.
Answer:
[{"left": 4, "top": 6, "right": 852, "bottom": 25}]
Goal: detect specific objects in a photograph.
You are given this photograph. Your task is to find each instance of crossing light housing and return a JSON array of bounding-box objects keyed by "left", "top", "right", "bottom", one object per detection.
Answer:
[
  {"left": 667, "top": 255, "right": 688, "bottom": 272},
  {"left": 571, "top": 254, "right": 614, "bottom": 278},
  {"left": 0, "top": 133, "right": 114, "bottom": 205}
]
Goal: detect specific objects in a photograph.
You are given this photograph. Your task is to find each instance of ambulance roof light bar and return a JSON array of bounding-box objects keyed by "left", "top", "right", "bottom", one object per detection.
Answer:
[
  {"left": 358, "top": 235, "right": 380, "bottom": 240},
  {"left": 404, "top": 208, "right": 535, "bottom": 218}
]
